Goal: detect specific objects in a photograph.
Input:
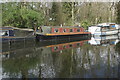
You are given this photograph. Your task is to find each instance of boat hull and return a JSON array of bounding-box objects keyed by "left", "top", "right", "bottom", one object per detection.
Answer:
[
  {"left": 94, "top": 29, "right": 119, "bottom": 36},
  {"left": 36, "top": 34, "right": 91, "bottom": 41}
]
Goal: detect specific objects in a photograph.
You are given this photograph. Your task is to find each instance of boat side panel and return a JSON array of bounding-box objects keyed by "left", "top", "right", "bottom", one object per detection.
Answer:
[{"left": 36, "top": 33, "right": 91, "bottom": 40}]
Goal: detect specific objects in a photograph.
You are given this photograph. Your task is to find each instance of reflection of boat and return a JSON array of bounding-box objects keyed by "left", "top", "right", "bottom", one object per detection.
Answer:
[
  {"left": 88, "top": 23, "right": 120, "bottom": 36},
  {"left": 89, "top": 35, "right": 120, "bottom": 46},
  {"left": 1, "top": 38, "right": 90, "bottom": 78},
  {"left": 46, "top": 40, "right": 88, "bottom": 52},
  {"left": 2, "top": 36, "right": 90, "bottom": 56},
  {"left": 35, "top": 26, "right": 91, "bottom": 40}
]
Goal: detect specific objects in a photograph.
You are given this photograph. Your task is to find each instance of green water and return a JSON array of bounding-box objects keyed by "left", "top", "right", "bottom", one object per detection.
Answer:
[{"left": 2, "top": 36, "right": 120, "bottom": 78}]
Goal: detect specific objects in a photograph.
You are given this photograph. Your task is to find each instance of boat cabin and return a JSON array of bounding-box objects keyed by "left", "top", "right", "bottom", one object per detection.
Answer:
[
  {"left": 0, "top": 27, "right": 15, "bottom": 36},
  {"left": 97, "top": 23, "right": 119, "bottom": 29},
  {"left": 36, "top": 26, "right": 85, "bottom": 34}
]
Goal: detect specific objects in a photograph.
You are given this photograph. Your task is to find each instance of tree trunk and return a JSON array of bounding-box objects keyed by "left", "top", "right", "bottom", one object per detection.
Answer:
[{"left": 72, "top": 2, "right": 74, "bottom": 25}]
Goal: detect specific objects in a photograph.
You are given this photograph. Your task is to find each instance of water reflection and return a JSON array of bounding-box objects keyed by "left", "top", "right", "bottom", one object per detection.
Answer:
[
  {"left": 2, "top": 35, "right": 120, "bottom": 78},
  {"left": 89, "top": 35, "right": 120, "bottom": 46}
]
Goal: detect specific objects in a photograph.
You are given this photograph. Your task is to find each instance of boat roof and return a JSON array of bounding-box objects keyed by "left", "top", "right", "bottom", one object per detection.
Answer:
[
  {"left": 40, "top": 26, "right": 82, "bottom": 28},
  {"left": 97, "top": 23, "right": 116, "bottom": 27},
  {"left": 0, "top": 27, "right": 14, "bottom": 30}
]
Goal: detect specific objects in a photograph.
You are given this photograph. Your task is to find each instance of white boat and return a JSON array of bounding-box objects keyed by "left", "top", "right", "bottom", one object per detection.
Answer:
[{"left": 88, "top": 23, "right": 120, "bottom": 36}]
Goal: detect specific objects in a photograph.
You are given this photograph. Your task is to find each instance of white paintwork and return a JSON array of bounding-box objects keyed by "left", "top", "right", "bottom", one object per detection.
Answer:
[
  {"left": 88, "top": 23, "right": 120, "bottom": 36},
  {"left": 89, "top": 37, "right": 101, "bottom": 45},
  {"left": 0, "top": 31, "right": 9, "bottom": 36},
  {"left": 115, "top": 24, "right": 119, "bottom": 29},
  {"left": 98, "top": 23, "right": 111, "bottom": 26},
  {"left": 93, "top": 29, "right": 119, "bottom": 36},
  {"left": 0, "top": 31, "right": 5, "bottom": 36},
  {"left": 89, "top": 35, "right": 120, "bottom": 45},
  {"left": 88, "top": 26, "right": 101, "bottom": 35},
  {"left": 103, "top": 29, "right": 118, "bottom": 35}
]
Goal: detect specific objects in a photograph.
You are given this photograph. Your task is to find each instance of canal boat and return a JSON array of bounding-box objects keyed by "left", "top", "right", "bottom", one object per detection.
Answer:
[
  {"left": 88, "top": 23, "right": 120, "bottom": 36},
  {"left": 35, "top": 26, "right": 91, "bottom": 40},
  {"left": 0, "top": 27, "right": 34, "bottom": 42}
]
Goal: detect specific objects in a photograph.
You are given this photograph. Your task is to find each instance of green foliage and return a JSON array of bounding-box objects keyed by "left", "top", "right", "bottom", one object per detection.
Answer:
[
  {"left": 62, "top": 2, "right": 73, "bottom": 26},
  {"left": 2, "top": 2, "right": 119, "bottom": 29},
  {"left": 81, "top": 21, "right": 91, "bottom": 29},
  {"left": 2, "top": 2, "right": 44, "bottom": 28},
  {"left": 50, "top": 2, "right": 64, "bottom": 26},
  {"left": 0, "top": 4, "right": 2, "bottom": 26},
  {"left": 20, "top": 8, "right": 44, "bottom": 28},
  {"left": 115, "top": 41, "right": 120, "bottom": 54},
  {"left": 50, "top": 2, "right": 60, "bottom": 26},
  {"left": 62, "top": 2, "right": 72, "bottom": 18},
  {"left": 116, "top": 2, "right": 120, "bottom": 24}
]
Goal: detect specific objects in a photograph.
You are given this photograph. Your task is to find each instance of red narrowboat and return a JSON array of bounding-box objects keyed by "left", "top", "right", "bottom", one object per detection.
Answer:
[{"left": 35, "top": 26, "right": 91, "bottom": 40}]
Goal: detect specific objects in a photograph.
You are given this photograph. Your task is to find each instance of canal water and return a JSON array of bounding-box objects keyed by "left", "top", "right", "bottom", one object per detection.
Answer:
[{"left": 1, "top": 35, "right": 120, "bottom": 78}]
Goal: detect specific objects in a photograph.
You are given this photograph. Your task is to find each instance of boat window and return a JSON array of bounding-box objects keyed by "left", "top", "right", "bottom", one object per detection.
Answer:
[
  {"left": 70, "top": 29, "right": 73, "bottom": 32},
  {"left": 77, "top": 43, "right": 80, "bottom": 46},
  {"left": 63, "top": 29, "right": 66, "bottom": 32},
  {"left": 63, "top": 45, "right": 66, "bottom": 49},
  {"left": 5, "top": 31, "right": 8, "bottom": 36},
  {"left": 77, "top": 29, "right": 80, "bottom": 32},
  {"left": 69, "top": 44, "right": 72, "bottom": 47},
  {"left": 54, "top": 46, "right": 58, "bottom": 51},
  {"left": 54, "top": 29, "right": 58, "bottom": 32},
  {"left": 3, "top": 31, "right": 8, "bottom": 36}
]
